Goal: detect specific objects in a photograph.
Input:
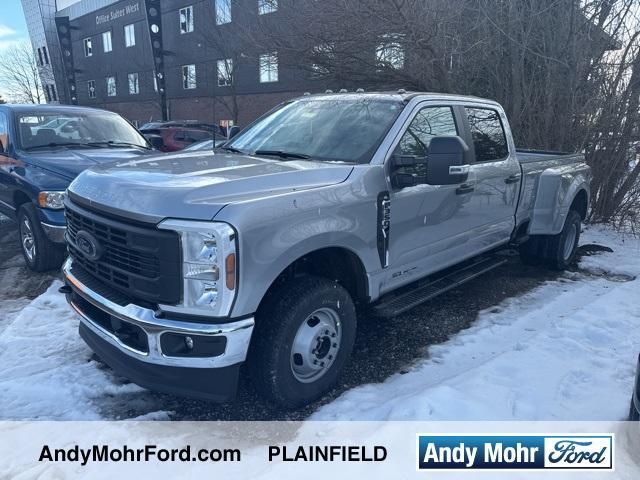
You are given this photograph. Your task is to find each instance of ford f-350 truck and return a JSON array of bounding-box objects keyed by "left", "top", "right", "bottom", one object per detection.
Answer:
[{"left": 61, "top": 92, "right": 591, "bottom": 407}]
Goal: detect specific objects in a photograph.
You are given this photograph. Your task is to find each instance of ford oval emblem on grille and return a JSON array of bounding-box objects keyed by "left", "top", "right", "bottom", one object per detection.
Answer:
[{"left": 75, "top": 230, "right": 103, "bottom": 261}]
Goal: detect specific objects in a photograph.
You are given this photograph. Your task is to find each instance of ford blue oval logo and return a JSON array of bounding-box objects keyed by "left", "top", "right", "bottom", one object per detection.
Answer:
[{"left": 75, "top": 230, "right": 102, "bottom": 261}]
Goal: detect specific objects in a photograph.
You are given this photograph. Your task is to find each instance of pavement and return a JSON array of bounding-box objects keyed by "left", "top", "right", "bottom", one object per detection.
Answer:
[{"left": 0, "top": 215, "right": 605, "bottom": 420}]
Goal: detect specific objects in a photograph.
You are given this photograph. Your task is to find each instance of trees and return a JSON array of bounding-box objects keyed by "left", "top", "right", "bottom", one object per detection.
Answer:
[
  {"left": 0, "top": 42, "right": 48, "bottom": 104},
  {"left": 0, "top": 95, "right": 6, "bottom": 104},
  {"left": 234, "top": 0, "right": 640, "bottom": 224}
]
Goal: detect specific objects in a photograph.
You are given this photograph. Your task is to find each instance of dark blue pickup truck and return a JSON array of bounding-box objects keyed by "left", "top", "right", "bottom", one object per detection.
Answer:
[{"left": 0, "top": 104, "right": 153, "bottom": 271}]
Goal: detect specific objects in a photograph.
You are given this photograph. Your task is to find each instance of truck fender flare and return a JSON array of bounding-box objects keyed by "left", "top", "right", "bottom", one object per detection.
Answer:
[{"left": 529, "top": 167, "right": 590, "bottom": 236}]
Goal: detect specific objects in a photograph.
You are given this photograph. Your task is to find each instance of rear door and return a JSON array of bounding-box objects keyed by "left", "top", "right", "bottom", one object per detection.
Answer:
[{"left": 461, "top": 105, "right": 521, "bottom": 250}]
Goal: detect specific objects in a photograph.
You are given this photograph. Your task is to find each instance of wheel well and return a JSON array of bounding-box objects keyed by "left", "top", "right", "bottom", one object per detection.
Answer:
[
  {"left": 570, "top": 189, "right": 588, "bottom": 220},
  {"left": 13, "top": 191, "right": 31, "bottom": 210},
  {"left": 262, "top": 247, "right": 369, "bottom": 307}
]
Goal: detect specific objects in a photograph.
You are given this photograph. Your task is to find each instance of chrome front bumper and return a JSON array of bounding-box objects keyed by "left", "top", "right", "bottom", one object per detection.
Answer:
[{"left": 62, "top": 257, "right": 254, "bottom": 369}]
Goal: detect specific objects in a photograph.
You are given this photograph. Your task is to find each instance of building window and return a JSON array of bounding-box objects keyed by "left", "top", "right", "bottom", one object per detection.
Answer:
[
  {"left": 128, "top": 73, "right": 139, "bottom": 95},
  {"left": 44, "top": 85, "right": 51, "bottom": 102},
  {"left": 217, "top": 59, "right": 233, "bottom": 86},
  {"left": 124, "top": 24, "right": 136, "bottom": 47},
  {"left": 37, "top": 48, "right": 43, "bottom": 66},
  {"left": 42, "top": 46, "right": 49, "bottom": 64},
  {"left": 259, "top": 52, "right": 278, "bottom": 83},
  {"left": 216, "top": 0, "right": 231, "bottom": 25},
  {"left": 182, "top": 64, "right": 196, "bottom": 89},
  {"left": 88, "top": 80, "right": 96, "bottom": 99},
  {"left": 50, "top": 84, "right": 57, "bottom": 102},
  {"left": 376, "top": 34, "right": 404, "bottom": 70},
  {"left": 102, "top": 31, "right": 112, "bottom": 53},
  {"left": 106, "top": 76, "right": 117, "bottom": 96},
  {"left": 83, "top": 37, "right": 93, "bottom": 57},
  {"left": 258, "top": 0, "right": 277, "bottom": 14},
  {"left": 180, "top": 6, "right": 194, "bottom": 33}
]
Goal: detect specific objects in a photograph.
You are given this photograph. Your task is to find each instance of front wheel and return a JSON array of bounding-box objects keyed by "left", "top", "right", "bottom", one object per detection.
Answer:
[
  {"left": 17, "top": 203, "right": 66, "bottom": 272},
  {"left": 248, "top": 275, "right": 357, "bottom": 408}
]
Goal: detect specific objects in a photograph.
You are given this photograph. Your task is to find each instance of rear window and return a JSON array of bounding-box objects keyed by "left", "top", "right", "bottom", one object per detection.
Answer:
[{"left": 465, "top": 107, "right": 509, "bottom": 162}]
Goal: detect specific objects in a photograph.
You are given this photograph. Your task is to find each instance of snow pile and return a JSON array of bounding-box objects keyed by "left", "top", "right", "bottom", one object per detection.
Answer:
[
  {"left": 313, "top": 226, "right": 640, "bottom": 421},
  {"left": 0, "top": 282, "right": 144, "bottom": 420}
]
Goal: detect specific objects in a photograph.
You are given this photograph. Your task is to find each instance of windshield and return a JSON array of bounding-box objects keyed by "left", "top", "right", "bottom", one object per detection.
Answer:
[
  {"left": 17, "top": 111, "right": 149, "bottom": 150},
  {"left": 228, "top": 97, "right": 404, "bottom": 163}
]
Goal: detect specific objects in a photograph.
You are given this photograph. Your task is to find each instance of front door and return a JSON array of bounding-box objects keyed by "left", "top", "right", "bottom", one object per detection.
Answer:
[{"left": 383, "top": 104, "right": 471, "bottom": 292}]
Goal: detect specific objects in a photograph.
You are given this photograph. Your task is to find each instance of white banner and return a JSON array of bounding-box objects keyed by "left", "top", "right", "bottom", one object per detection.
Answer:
[{"left": 1, "top": 421, "right": 638, "bottom": 479}]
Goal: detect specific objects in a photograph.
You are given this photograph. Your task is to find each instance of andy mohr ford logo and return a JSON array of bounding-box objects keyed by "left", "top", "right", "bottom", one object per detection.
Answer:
[{"left": 417, "top": 434, "right": 614, "bottom": 470}]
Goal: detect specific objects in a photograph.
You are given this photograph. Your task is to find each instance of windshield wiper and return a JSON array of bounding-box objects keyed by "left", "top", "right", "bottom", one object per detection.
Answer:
[
  {"left": 24, "top": 142, "right": 94, "bottom": 151},
  {"left": 218, "top": 146, "right": 244, "bottom": 153},
  {"left": 254, "top": 150, "right": 311, "bottom": 160},
  {"left": 86, "top": 141, "right": 151, "bottom": 150}
]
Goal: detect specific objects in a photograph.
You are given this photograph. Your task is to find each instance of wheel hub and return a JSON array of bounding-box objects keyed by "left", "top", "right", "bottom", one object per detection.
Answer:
[{"left": 290, "top": 307, "right": 341, "bottom": 383}]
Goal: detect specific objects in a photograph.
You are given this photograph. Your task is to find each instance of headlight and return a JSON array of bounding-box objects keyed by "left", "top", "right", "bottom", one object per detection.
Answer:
[
  {"left": 158, "top": 220, "right": 237, "bottom": 317},
  {"left": 37, "top": 191, "right": 65, "bottom": 209}
]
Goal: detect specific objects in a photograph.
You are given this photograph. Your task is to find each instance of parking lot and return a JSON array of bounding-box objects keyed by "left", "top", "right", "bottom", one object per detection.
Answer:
[{"left": 1, "top": 214, "right": 596, "bottom": 421}]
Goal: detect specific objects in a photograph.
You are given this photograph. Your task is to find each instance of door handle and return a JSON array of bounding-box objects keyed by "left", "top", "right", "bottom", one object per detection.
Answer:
[
  {"left": 456, "top": 183, "right": 475, "bottom": 195},
  {"left": 505, "top": 174, "right": 521, "bottom": 184}
]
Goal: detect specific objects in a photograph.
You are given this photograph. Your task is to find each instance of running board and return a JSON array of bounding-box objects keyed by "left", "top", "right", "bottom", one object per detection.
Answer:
[{"left": 370, "top": 256, "right": 508, "bottom": 317}]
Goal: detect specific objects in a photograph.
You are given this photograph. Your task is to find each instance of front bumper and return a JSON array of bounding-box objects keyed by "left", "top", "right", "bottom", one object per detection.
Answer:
[
  {"left": 62, "top": 257, "right": 255, "bottom": 401},
  {"left": 37, "top": 207, "right": 66, "bottom": 243}
]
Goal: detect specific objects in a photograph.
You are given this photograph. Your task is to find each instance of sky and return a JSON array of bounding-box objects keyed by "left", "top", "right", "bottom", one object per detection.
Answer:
[{"left": 0, "top": 1, "right": 29, "bottom": 51}]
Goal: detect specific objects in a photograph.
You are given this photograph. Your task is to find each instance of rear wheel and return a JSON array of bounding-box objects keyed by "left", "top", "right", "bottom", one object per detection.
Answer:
[
  {"left": 248, "top": 275, "right": 356, "bottom": 408},
  {"left": 17, "top": 203, "right": 66, "bottom": 272},
  {"left": 519, "top": 210, "right": 581, "bottom": 270}
]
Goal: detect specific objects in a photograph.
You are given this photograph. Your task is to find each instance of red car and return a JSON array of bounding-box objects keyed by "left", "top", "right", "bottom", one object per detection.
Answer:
[{"left": 144, "top": 127, "right": 214, "bottom": 152}]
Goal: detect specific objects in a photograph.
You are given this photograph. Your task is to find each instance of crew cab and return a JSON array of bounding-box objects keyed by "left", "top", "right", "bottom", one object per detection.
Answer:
[
  {"left": 61, "top": 92, "right": 591, "bottom": 408},
  {"left": 0, "top": 105, "right": 153, "bottom": 271}
]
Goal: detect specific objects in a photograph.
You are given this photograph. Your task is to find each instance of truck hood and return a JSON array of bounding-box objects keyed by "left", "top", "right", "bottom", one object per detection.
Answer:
[
  {"left": 21, "top": 147, "right": 152, "bottom": 180},
  {"left": 68, "top": 151, "right": 354, "bottom": 222}
]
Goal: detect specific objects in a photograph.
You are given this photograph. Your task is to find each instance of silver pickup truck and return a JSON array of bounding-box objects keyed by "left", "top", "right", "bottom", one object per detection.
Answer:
[{"left": 61, "top": 92, "right": 590, "bottom": 408}]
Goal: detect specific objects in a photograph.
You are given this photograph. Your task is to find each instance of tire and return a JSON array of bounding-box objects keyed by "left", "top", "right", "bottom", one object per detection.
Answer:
[
  {"left": 630, "top": 398, "right": 640, "bottom": 421},
  {"left": 545, "top": 210, "right": 581, "bottom": 270},
  {"left": 17, "top": 203, "right": 66, "bottom": 272},
  {"left": 248, "top": 275, "right": 357, "bottom": 408},
  {"left": 518, "top": 210, "right": 581, "bottom": 271}
]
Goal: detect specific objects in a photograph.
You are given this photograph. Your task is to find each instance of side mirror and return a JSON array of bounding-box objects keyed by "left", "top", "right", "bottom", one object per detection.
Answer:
[
  {"left": 146, "top": 134, "right": 164, "bottom": 150},
  {"left": 390, "top": 154, "right": 427, "bottom": 189},
  {"left": 228, "top": 126, "right": 240, "bottom": 139},
  {"left": 426, "top": 136, "right": 470, "bottom": 185}
]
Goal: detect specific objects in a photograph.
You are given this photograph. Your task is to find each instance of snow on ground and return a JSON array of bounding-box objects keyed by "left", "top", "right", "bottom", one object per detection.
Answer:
[
  {"left": 0, "top": 225, "right": 638, "bottom": 421},
  {"left": 313, "top": 226, "right": 640, "bottom": 420},
  {"left": 0, "top": 281, "right": 145, "bottom": 420}
]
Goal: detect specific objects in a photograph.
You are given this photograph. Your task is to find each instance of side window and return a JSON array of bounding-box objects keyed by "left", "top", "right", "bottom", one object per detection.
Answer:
[
  {"left": 0, "top": 112, "right": 8, "bottom": 152},
  {"left": 465, "top": 107, "right": 508, "bottom": 162},
  {"left": 395, "top": 106, "right": 457, "bottom": 157}
]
